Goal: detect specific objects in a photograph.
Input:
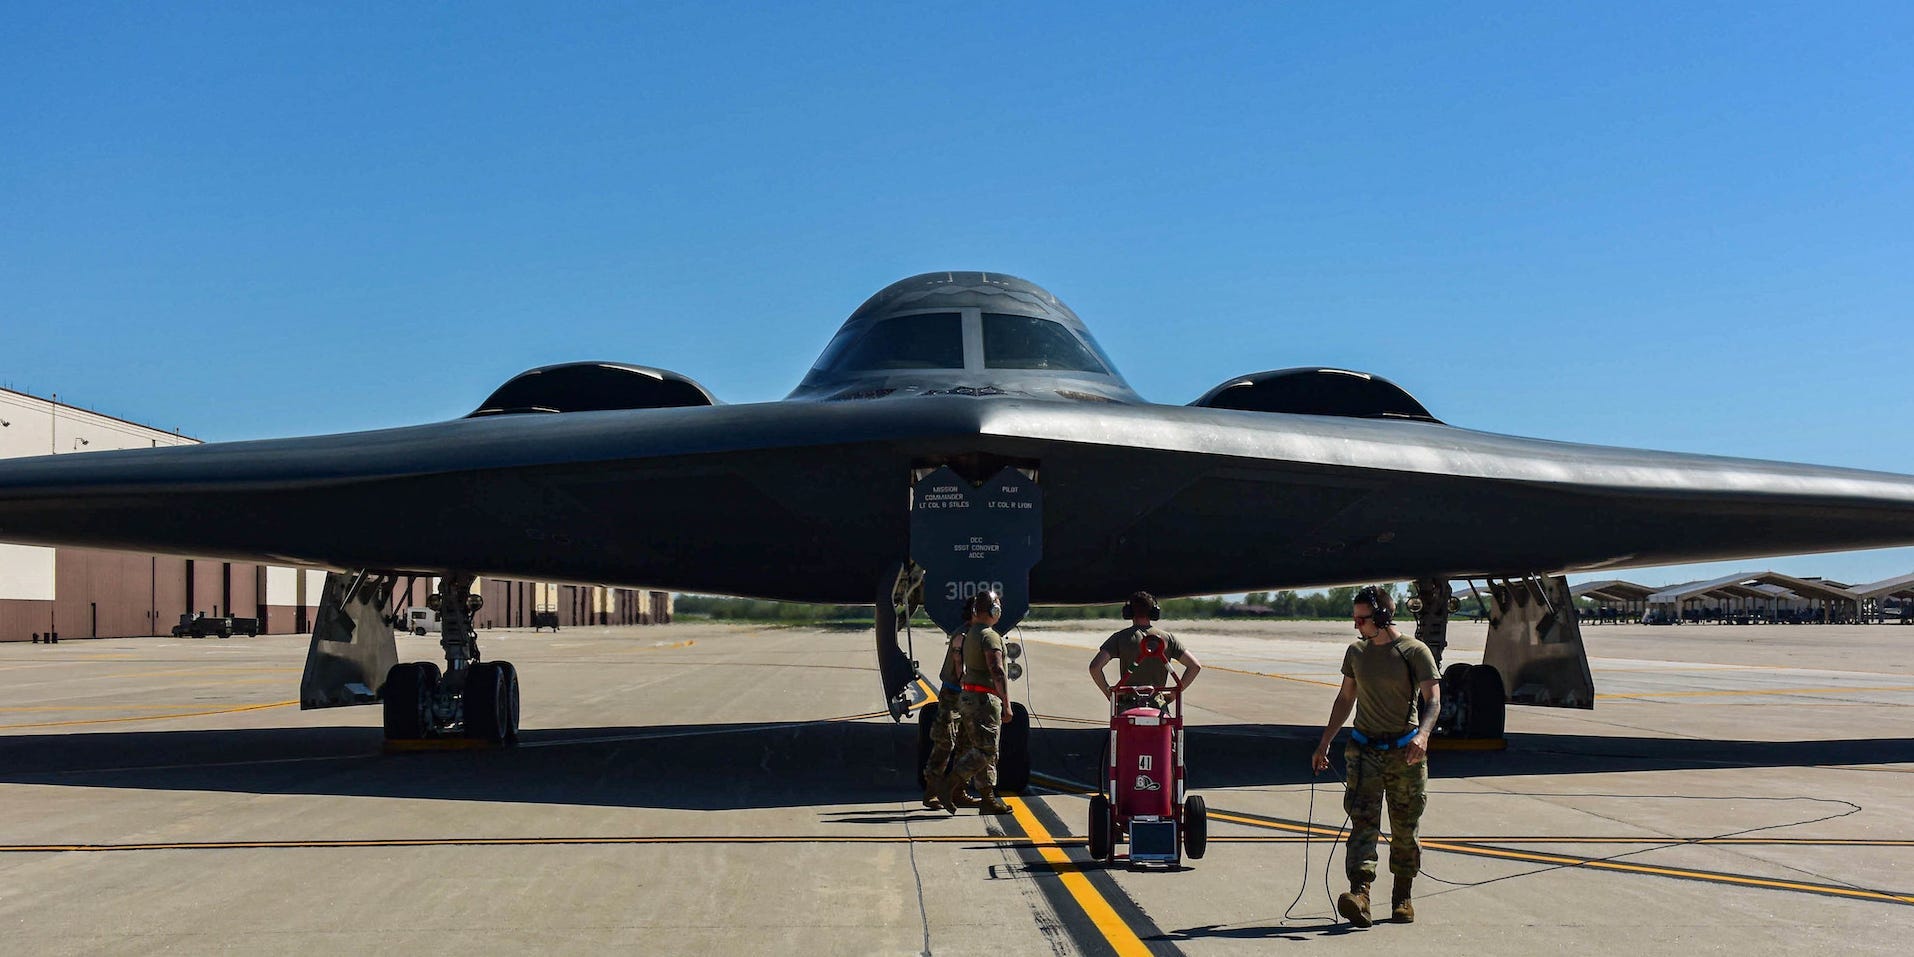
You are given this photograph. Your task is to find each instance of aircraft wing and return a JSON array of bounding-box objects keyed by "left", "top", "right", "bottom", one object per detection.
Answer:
[{"left": 3, "top": 397, "right": 1913, "bottom": 603}]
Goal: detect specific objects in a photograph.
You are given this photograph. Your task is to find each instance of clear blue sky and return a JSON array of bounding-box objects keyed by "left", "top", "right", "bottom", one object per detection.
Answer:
[{"left": 5, "top": 3, "right": 1912, "bottom": 589}]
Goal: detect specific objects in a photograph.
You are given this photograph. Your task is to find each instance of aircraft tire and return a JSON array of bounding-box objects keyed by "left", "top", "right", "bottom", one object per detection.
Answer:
[
  {"left": 383, "top": 663, "right": 433, "bottom": 740},
  {"left": 462, "top": 662, "right": 506, "bottom": 744},
  {"left": 1437, "top": 662, "right": 1474, "bottom": 734},
  {"left": 997, "top": 702, "right": 1031, "bottom": 793},
  {"left": 1089, "top": 794, "right": 1114, "bottom": 862},
  {"left": 1467, "top": 664, "right": 1506, "bottom": 738},
  {"left": 414, "top": 627, "right": 427, "bottom": 636},
  {"left": 1184, "top": 795, "right": 1208, "bottom": 860},
  {"left": 494, "top": 660, "right": 521, "bottom": 745}
]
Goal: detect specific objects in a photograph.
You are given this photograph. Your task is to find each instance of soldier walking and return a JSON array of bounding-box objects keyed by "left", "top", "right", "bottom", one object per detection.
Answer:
[
  {"left": 934, "top": 590, "right": 1016, "bottom": 816},
  {"left": 1310, "top": 585, "right": 1440, "bottom": 926},
  {"left": 921, "top": 606, "right": 979, "bottom": 810}
]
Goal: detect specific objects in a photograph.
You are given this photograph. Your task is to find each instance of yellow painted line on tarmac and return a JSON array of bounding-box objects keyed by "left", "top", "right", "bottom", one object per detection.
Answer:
[
  {"left": 0, "top": 833, "right": 1089, "bottom": 854},
  {"left": 1005, "top": 796, "right": 1152, "bottom": 957},
  {"left": 621, "top": 639, "right": 696, "bottom": 654},
  {"left": 1418, "top": 840, "right": 1914, "bottom": 905},
  {"left": 1207, "top": 664, "right": 1341, "bottom": 689},
  {"left": 0, "top": 705, "right": 276, "bottom": 713},
  {"left": 1210, "top": 809, "right": 1914, "bottom": 905},
  {"left": 1210, "top": 811, "right": 1338, "bottom": 837},
  {"left": 1597, "top": 685, "right": 1914, "bottom": 700},
  {"left": 0, "top": 700, "right": 298, "bottom": 730},
  {"left": 97, "top": 667, "right": 301, "bottom": 680}
]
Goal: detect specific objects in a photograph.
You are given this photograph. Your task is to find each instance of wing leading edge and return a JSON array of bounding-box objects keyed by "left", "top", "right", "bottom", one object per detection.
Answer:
[{"left": 3, "top": 396, "right": 1913, "bottom": 603}]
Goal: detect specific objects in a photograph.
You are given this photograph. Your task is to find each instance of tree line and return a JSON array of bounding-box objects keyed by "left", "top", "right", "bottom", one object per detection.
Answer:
[{"left": 674, "top": 583, "right": 1496, "bottom": 624}]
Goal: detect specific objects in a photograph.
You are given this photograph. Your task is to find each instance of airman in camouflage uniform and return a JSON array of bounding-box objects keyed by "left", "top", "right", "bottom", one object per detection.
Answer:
[
  {"left": 1311, "top": 586, "right": 1440, "bottom": 927},
  {"left": 921, "top": 607, "right": 979, "bottom": 810},
  {"left": 934, "top": 590, "right": 1015, "bottom": 816}
]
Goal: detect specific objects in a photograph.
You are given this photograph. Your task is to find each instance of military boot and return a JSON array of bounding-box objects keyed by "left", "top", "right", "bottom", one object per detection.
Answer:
[
  {"left": 932, "top": 772, "right": 962, "bottom": 817},
  {"left": 1336, "top": 882, "right": 1373, "bottom": 927},
  {"left": 949, "top": 784, "right": 981, "bottom": 809},
  {"left": 977, "top": 787, "right": 1013, "bottom": 816},
  {"left": 1390, "top": 876, "right": 1415, "bottom": 923},
  {"left": 920, "top": 776, "right": 945, "bottom": 811}
]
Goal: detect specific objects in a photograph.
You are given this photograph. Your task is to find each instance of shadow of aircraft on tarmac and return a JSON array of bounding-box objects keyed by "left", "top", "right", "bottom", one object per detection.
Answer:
[{"left": 1, "top": 721, "right": 1910, "bottom": 812}]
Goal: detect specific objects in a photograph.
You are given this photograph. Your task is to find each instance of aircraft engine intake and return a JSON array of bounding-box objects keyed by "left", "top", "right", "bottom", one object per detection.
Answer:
[
  {"left": 1189, "top": 367, "right": 1441, "bottom": 423},
  {"left": 468, "top": 362, "right": 717, "bottom": 417}
]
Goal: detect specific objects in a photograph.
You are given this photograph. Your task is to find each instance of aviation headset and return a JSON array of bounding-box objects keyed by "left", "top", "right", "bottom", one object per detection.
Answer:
[
  {"left": 1121, "top": 590, "right": 1161, "bottom": 621},
  {"left": 1353, "top": 584, "right": 1394, "bottom": 627},
  {"left": 970, "top": 590, "right": 1003, "bottom": 620}
]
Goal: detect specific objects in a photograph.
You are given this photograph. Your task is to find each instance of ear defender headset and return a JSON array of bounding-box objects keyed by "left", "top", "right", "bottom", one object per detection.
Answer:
[
  {"left": 1121, "top": 590, "right": 1162, "bottom": 621},
  {"left": 1354, "top": 584, "right": 1394, "bottom": 627},
  {"left": 970, "top": 589, "right": 1002, "bottom": 620}
]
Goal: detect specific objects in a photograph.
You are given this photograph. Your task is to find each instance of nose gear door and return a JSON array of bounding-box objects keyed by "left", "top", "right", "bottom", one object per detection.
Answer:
[{"left": 909, "top": 465, "right": 1043, "bottom": 636}]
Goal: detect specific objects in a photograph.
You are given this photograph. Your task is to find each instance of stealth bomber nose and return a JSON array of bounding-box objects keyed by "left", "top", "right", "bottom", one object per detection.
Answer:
[{"left": 788, "top": 271, "right": 1142, "bottom": 403}]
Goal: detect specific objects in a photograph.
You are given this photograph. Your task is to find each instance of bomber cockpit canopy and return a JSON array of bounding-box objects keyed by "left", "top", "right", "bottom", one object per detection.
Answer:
[{"left": 789, "top": 272, "right": 1139, "bottom": 402}]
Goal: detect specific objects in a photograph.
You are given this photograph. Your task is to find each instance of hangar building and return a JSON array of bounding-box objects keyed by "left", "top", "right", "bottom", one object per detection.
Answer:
[{"left": 0, "top": 388, "right": 670, "bottom": 642}]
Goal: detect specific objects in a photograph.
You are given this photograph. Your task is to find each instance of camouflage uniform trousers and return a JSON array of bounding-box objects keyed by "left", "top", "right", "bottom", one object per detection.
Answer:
[
  {"left": 948, "top": 691, "right": 1004, "bottom": 790},
  {"left": 922, "top": 692, "right": 966, "bottom": 778},
  {"left": 1342, "top": 740, "right": 1429, "bottom": 885}
]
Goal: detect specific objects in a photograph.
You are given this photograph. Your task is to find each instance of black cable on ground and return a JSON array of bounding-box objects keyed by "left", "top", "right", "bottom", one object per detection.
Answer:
[{"left": 1411, "top": 791, "right": 1867, "bottom": 895}]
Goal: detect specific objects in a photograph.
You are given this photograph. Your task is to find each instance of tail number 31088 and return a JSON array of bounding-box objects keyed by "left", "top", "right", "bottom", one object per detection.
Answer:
[{"left": 946, "top": 580, "right": 1005, "bottom": 601}]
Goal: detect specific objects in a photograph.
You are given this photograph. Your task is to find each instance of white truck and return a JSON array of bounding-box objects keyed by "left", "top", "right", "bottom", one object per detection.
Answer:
[{"left": 400, "top": 607, "right": 441, "bottom": 636}]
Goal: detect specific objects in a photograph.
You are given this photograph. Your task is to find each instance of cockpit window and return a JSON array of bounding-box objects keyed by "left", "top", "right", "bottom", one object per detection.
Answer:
[
  {"left": 982, "top": 314, "right": 1109, "bottom": 373},
  {"left": 812, "top": 312, "right": 964, "bottom": 372}
]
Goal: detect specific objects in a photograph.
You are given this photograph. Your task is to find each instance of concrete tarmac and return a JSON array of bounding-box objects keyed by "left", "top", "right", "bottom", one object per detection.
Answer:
[{"left": 2, "top": 618, "right": 1911, "bottom": 955}]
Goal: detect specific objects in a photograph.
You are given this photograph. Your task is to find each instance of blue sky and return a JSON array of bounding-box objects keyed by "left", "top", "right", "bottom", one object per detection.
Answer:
[{"left": 5, "top": 3, "right": 1912, "bottom": 588}]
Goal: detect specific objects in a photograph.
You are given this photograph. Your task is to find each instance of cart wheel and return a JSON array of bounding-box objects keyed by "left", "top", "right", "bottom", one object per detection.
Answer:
[
  {"left": 1088, "top": 794, "right": 1114, "bottom": 862},
  {"left": 1183, "top": 795, "right": 1208, "bottom": 860},
  {"left": 997, "top": 702, "right": 1030, "bottom": 793},
  {"left": 1467, "top": 664, "right": 1506, "bottom": 738},
  {"left": 414, "top": 627, "right": 427, "bottom": 636}
]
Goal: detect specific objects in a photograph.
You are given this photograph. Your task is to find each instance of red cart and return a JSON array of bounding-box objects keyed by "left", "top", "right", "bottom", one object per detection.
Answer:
[{"left": 1087, "top": 638, "right": 1206, "bottom": 868}]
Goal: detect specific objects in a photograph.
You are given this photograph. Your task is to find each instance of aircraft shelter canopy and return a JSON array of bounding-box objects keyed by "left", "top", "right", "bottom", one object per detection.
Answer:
[
  {"left": 1645, "top": 570, "right": 1858, "bottom": 606},
  {"left": 1848, "top": 571, "right": 1914, "bottom": 601},
  {"left": 1571, "top": 580, "right": 1656, "bottom": 604}
]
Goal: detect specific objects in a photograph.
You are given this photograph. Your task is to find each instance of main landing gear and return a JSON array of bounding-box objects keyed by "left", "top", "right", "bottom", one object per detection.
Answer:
[{"left": 382, "top": 572, "right": 520, "bottom": 745}]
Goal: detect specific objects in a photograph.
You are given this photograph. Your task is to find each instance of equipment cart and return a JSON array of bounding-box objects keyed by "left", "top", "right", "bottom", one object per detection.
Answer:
[{"left": 1087, "top": 637, "right": 1206, "bottom": 868}]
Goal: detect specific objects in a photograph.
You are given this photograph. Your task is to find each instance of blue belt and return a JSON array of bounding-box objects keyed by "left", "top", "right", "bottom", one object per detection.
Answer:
[
  {"left": 1350, "top": 728, "right": 1419, "bottom": 751},
  {"left": 939, "top": 682, "right": 962, "bottom": 696}
]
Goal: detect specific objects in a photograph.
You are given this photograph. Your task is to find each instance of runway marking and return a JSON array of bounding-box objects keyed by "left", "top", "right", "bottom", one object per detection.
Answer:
[
  {"left": 1205, "top": 664, "right": 1341, "bottom": 688},
  {"left": 1206, "top": 808, "right": 1914, "bottom": 906},
  {"left": 620, "top": 639, "right": 696, "bottom": 654},
  {"left": 1596, "top": 685, "right": 1914, "bottom": 700},
  {"left": 3, "top": 826, "right": 1898, "bottom": 857},
  {"left": 1004, "top": 796, "right": 1153, "bottom": 957},
  {"left": 0, "top": 834, "right": 1083, "bottom": 853},
  {"left": 1032, "top": 773, "right": 1914, "bottom": 907},
  {"left": 0, "top": 705, "right": 294, "bottom": 713},
  {"left": 0, "top": 700, "right": 298, "bottom": 730}
]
